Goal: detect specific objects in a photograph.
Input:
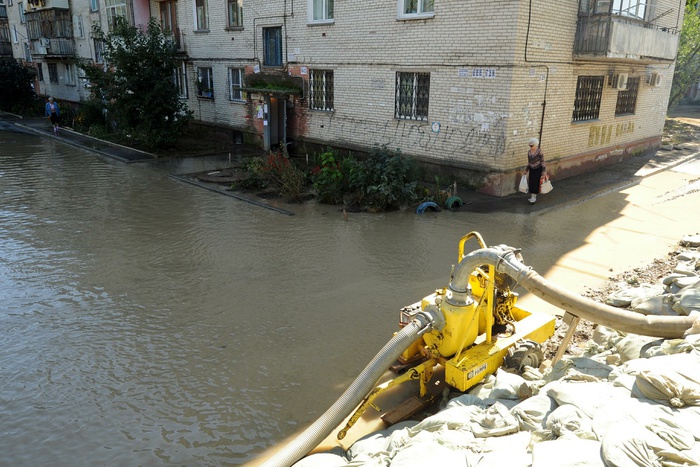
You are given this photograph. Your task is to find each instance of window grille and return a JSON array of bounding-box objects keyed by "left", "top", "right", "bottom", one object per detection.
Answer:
[
  {"left": 395, "top": 71, "right": 430, "bottom": 121},
  {"left": 572, "top": 75, "right": 604, "bottom": 122},
  {"left": 309, "top": 69, "right": 333, "bottom": 111},
  {"left": 615, "top": 77, "right": 639, "bottom": 116}
]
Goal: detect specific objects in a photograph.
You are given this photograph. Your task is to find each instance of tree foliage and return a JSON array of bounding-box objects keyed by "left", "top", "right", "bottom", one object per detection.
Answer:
[
  {"left": 78, "top": 16, "right": 191, "bottom": 150},
  {"left": 670, "top": 4, "right": 700, "bottom": 107},
  {"left": 0, "top": 58, "right": 36, "bottom": 113}
]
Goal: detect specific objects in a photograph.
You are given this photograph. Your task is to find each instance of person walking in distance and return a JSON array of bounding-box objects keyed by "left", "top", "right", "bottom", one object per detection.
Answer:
[
  {"left": 525, "top": 137, "right": 546, "bottom": 204},
  {"left": 45, "top": 97, "right": 61, "bottom": 135}
]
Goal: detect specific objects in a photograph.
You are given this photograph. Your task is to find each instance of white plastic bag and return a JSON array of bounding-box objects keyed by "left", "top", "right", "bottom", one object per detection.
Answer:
[
  {"left": 519, "top": 175, "right": 529, "bottom": 193},
  {"left": 540, "top": 173, "right": 553, "bottom": 194}
]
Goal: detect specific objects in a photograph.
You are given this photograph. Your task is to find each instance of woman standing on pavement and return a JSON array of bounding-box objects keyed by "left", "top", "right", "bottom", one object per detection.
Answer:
[
  {"left": 45, "top": 97, "right": 60, "bottom": 135},
  {"left": 525, "top": 137, "right": 546, "bottom": 204}
]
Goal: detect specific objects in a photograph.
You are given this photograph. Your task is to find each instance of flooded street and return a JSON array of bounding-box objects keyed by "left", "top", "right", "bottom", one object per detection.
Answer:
[{"left": 1, "top": 127, "right": 697, "bottom": 465}]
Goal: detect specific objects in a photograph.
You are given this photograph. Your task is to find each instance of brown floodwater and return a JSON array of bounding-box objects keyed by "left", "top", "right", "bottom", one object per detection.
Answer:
[{"left": 0, "top": 128, "right": 630, "bottom": 465}]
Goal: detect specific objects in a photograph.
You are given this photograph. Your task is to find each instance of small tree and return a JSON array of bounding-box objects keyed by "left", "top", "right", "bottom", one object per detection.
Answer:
[
  {"left": 670, "top": 2, "right": 700, "bottom": 107},
  {"left": 79, "top": 16, "right": 192, "bottom": 150},
  {"left": 0, "top": 58, "right": 36, "bottom": 113}
]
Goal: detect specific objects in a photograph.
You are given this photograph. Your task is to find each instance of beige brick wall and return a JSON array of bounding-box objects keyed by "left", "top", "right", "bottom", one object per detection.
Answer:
[{"left": 168, "top": 0, "right": 682, "bottom": 194}]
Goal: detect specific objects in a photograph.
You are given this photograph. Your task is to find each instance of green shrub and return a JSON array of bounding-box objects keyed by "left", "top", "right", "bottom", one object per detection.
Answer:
[
  {"left": 311, "top": 149, "right": 345, "bottom": 204},
  {"left": 353, "top": 145, "right": 419, "bottom": 212}
]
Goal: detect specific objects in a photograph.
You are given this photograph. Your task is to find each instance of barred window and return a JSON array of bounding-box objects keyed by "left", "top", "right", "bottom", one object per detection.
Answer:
[
  {"left": 309, "top": 69, "right": 333, "bottom": 111},
  {"left": 572, "top": 76, "right": 604, "bottom": 122},
  {"left": 615, "top": 77, "right": 639, "bottom": 116},
  {"left": 395, "top": 71, "right": 430, "bottom": 121},
  {"left": 48, "top": 63, "right": 59, "bottom": 84}
]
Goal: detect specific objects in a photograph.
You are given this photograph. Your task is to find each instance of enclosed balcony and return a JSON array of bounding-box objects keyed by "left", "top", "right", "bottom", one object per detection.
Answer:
[
  {"left": 25, "top": 8, "right": 74, "bottom": 57},
  {"left": 574, "top": 0, "right": 680, "bottom": 63},
  {"left": 0, "top": 19, "right": 12, "bottom": 57}
]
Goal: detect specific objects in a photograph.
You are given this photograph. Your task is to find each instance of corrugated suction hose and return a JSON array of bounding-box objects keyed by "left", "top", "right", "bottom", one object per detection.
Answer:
[{"left": 260, "top": 310, "right": 439, "bottom": 467}]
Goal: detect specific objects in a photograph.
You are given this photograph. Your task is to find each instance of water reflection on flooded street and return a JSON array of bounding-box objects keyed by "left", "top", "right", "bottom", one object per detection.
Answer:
[{"left": 0, "top": 128, "right": 683, "bottom": 465}]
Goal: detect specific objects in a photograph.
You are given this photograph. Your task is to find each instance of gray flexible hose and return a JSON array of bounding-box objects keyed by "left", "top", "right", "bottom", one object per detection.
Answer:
[
  {"left": 260, "top": 311, "right": 438, "bottom": 467},
  {"left": 449, "top": 247, "right": 696, "bottom": 339}
]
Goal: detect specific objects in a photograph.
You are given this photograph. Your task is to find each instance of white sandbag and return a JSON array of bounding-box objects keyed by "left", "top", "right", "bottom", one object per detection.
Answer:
[
  {"left": 606, "top": 284, "right": 663, "bottom": 307},
  {"left": 388, "top": 437, "right": 469, "bottom": 467},
  {"left": 545, "top": 381, "right": 632, "bottom": 419},
  {"left": 470, "top": 401, "right": 520, "bottom": 438},
  {"left": 468, "top": 373, "right": 496, "bottom": 399},
  {"left": 347, "top": 421, "right": 416, "bottom": 460},
  {"left": 631, "top": 353, "right": 700, "bottom": 407},
  {"left": 408, "top": 405, "right": 480, "bottom": 434},
  {"left": 293, "top": 449, "right": 349, "bottom": 466},
  {"left": 648, "top": 415, "right": 695, "bottom": 451},
  {"left": 545, "top": 404, "right": 594, "bottom": 439},
  {"left": 532, "top": 439, "right": 605, "bottom": 467},
  {"left": 601, "top": 421, "right": 698, "bottom": 467},
  {"left": 639, "top": 338, "right": 694, "bottom": 358},
  {"left": 472, "top": 432, "right": 532, "bottom": 467},
  {"left": 673, "top": 405, "right": 700, "bottom": 440},
  {"left": 511, "top": 394, "right": 557, "bottom": 432},
  {"left": 490, "top": 369, "right": 528, "bottom": 400},
  {"left": 673, "top": 287, "right": 700, "bottom": 315},
  {"left": 445, "top": 393, "right": 489, "bottom": 410},
  {"left": 591, "top": 398, "right": 669, "bottom": 440},
  {"left": 615, "top": 334, "right": 658, "bottom": 362},
  {"left": 632, "top": 295, "right": 679, "bottom": 316}
]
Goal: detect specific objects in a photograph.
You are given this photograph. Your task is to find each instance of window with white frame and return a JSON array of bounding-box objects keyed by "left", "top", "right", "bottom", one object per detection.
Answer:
[
  {"left": 195, "top": 0, "right": 208, "bottom": 30},
  {"left": 105, "top": 0, "right": 127, "bottom": 30},
  {"left": 12, "top": 25, "right": 18, "bottom": 43},
  {"left": 588, "top": 0, "right": 646, "bottom": 20},
  {"left": 398, "top": 0, "right": 434, "bottom": 18},
  {"left": 74, "top": 14, "right": 84, "bottom": 38},
  {"left": 228, "top": 67, "right": 245, "bottom": 101},
  {"left": 173, "top": 62, "right": 187, "bottom": 98},
  {"left": 395, "top": 71, "right": 430, "bottom": 121},
  {"left": 48, "top": 63, "right": 59, "bottom": 84},
  {"left": 19, "top": 2, "right": 25, "bottom": 23},
  {"left": 308, "top": 0, "right": 333, "bottom": 23},
  {"left": 227, "top": 0, "right": 242, "bottom": 28},
  {"left": 197, "top": 66, "right": 213, "bottom": 98},
  {"left": 309, "top": 69, "right": 333, "bottom": 111},
  {"left": 90, "top": 0, "right": 98, "bottom": 12},
  {"left": 65, "top": 63, "right": 76, "bottom": 85}
]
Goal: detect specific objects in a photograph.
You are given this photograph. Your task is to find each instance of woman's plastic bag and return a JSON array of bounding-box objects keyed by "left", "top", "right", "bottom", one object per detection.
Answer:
[{"left": 519, "top": 175, "right": 529, "bottom": 193}]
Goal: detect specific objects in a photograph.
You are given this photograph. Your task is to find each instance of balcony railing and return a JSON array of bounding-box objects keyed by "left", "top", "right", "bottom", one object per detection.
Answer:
[
  {"left": 29, "top": 37, "right": 74, "bottom": 56},
  {"left": 574, "top": 14, "right": 679, "bottom": 62}
]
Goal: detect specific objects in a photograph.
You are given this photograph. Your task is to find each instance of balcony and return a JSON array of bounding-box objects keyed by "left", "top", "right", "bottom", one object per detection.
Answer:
[
  {"left": 29, "top": 37, "right": 74, "bottom": 56},
  {"left": 574, "top": 14, "right": 679, "bottom": 63}
]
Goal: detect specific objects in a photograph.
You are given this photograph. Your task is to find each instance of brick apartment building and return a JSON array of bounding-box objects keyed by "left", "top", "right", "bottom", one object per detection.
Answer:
[{"left": 0, "top": 0, "right": 685, "bottom": 195}]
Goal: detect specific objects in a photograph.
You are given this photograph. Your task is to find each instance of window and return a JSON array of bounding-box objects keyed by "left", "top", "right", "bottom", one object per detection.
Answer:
[
  {"left": 309, "top": 69, "right": 333, "bottom": 111},
  {"left": 615, "top": 77, "right": 639, "bottom": 116},
  {"left": 105, "top": 0, "right": 127, "bottom": 30},
  {"left": 19, "top": 2, "right": 25, "bottom": 23},
  {"left": 227, "top": 0, "right": 242, "bottom": 27},
  {"left": 160, "top": 1, "right": 179, "bottom": 48},
  {"left": 195, "top": 0, "right": 208, "bottom": 30},
  {"left": 75, "top": 14, "right": 84, "bottom": 38},
  {"left": 572, "top": 76, "right": 604, "bottom": 122},
  {"left": 90, "top": 0, "right": 98, "bottom": 12},
  {"left": 11, "top": 24, "right": 17, "bottom": 42},
  {"left": 590, "top": 0, "right": 646, "bottom": 20},
  {"left": 48, "top": 63, "right": 59, "bottom": 84},
  {"left": 398, "top": 0, "right": 434, "bottom": 18},
  {"left": 308, "top": 0, "right": 333, "bottom": 23},
  {"left": 173, "top": 62, "right": 187, "bottom": 97},
  {"left": 228, "top": 67, "right": 245, "bottom": 101},
  {"left": 395, "top": 71, "right": 430, "bottom": 121},
  {"left": 263, "top": 27, "right": 282, "bottom": 66},
  {"left": 65, "top": 63, "right": 76, "bottom": 85},
  {"left": 197, "top": 66, "right": 213, "bottom": 98},
  {"left": 37, "top": 63, "right": 44, "bottom": 82},
  {"left": 94, "top": 38, "right": 103, "bottom": 62}
]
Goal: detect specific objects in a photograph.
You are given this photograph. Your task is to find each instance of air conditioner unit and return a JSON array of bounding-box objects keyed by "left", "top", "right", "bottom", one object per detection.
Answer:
[
  {"left": 616, "top": 73, "right": 629, "bottom": 91},
  {"left": 650, "top": 73, "right": 662, "bottom": 87},
  {"left": 42, "top": 37, "right": 51, "bottom": 48}
]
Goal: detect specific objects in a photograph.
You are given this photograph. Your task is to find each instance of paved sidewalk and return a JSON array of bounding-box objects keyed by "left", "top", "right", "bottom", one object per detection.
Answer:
[{"left": 2, "top": 109, "right": 699, "bottom": 214}]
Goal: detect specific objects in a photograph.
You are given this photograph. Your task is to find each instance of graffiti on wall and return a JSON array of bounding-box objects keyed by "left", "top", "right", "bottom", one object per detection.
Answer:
[
  {"left": 588, "top": 121, "right": 635, "bottom": 147},
  {"left": 317, "top": 115, "right": 507, "bottom": 158}
]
